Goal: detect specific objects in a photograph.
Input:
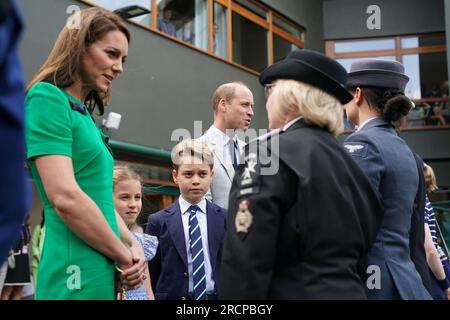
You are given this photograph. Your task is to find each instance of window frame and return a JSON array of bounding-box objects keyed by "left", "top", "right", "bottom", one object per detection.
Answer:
[{"left": 326, "top": 33, "right": 447, "bottom": 104}]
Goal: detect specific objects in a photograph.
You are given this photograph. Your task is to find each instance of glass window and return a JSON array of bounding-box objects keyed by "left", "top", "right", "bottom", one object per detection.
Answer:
[
  {"left": 157, "top": 0, "right": 208, "bottom": 51},
  {"left": 213, "top": 2, "right": 227, "bottom": 58},
  {"left": 273, "top": 33, "right": 299, "bottom": 62},
  {"left": 402, "top": 54, "right": 422, "bottom": 99},
  {"left": 401, "top": 37, "right": 419, "bottom": 49},
  {"left": 234, "top": 0, "right": 266, "bottom": 19},
  {"left": 404, "top": 52, "right": 449, "bottom": 126},
  {"left": 335, "top": 39, "right": 395, "bottom": 53},
  {"left": 272, "top": 15, "right": 301, "bottom": 39},
  {"left": 337, "top": 56, "right": 396, "bottom": 72},
  {"left": 419, "top": 52, "right": 448, "bottom": 98},
  {"left": 232, "top": 12, "right": 268, "bottom": 72},
  {"left": 90, "top": 0, "right": 152, "bottom": 25}
]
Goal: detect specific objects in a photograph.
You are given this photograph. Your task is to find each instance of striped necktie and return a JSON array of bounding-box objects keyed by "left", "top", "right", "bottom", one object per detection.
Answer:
[{"left": 188, "top": 205, "right": 206, "bottom": 300}]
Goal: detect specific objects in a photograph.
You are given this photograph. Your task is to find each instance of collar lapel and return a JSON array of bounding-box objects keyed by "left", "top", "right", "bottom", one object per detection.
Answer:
[
  {"left": 208, "top": 128, "right": 234, "bottom": 181},
  {"left": 359, "top": 117, "right": 392, "bottom": 131},
  {"left": 166, "top": 202, "right": 188, "bottom": 268}
]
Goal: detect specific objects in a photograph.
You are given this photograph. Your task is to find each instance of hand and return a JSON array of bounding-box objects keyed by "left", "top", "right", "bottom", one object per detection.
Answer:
[
  {"left": 445, "top": 287, "right": 450, "bottom": 301},
  {"left": 120, "top": 240, "right": 146, "bottom": 290}
]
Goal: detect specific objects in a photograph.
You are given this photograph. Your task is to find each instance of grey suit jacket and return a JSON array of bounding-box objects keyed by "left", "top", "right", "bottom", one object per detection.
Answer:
[{"left": 199, "top": 125, "right": 245, "bottom": 209}]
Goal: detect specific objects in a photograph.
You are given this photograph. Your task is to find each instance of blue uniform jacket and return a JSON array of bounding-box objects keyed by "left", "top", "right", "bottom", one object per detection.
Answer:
[{"left": 344, "top": 117, "right": 431, "bottom": 300}]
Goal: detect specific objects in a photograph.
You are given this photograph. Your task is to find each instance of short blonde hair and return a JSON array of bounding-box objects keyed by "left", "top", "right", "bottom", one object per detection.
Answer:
[
  {"left": 423, "top": 163, "right": 438, "bottom": 194},
  {"left": 171, "top": 139, "right": 214, "bottom": 170},
  {"left": 270, "top": 80, "right": 344, "bottom": 136},
  {"left": 113, "top": 165, "right": 142, "bottom": 190}
]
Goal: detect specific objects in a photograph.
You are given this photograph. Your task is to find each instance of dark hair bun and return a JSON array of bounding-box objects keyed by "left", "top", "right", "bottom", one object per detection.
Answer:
[{"left": 380, "top": 90, "right": 412, "bottom": 122}]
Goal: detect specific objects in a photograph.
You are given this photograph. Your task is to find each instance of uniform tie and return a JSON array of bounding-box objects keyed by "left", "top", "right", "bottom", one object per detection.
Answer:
[{"left": 188, "top": 205, "right": 206, "bottom": 300}]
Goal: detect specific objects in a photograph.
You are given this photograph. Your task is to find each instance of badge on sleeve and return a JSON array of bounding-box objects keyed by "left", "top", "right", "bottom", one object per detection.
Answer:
[
  {"left": 343, "top": 142, "right": 368, "bottom": 158},
  {"left": 235, "top": 200, "right": 253, "bottom": 233},
  {"left": 238, "top": 153, "right": 261, "bottom": 197}
]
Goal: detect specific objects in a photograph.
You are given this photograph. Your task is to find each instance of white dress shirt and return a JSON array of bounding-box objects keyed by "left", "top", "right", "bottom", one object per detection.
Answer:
[
  {"left": 179, "top": 196, "right": 215, "bottom": 293},
  {"left": 209, "top": 125, "right": 238, "bottom": 168}
]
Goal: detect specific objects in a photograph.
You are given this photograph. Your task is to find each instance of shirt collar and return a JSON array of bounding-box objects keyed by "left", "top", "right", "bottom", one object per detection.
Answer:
[
  {"left": 283, "top": 116, "right": 303, "bottom": 131},
  {"left": 210, "top": 125, "right": 235, "bottom": 146},
  {"left": 356, "top": 116, "right": 378, "bottom": 132},
  {"left": 179, "top": 195, "right": 207, "bottom": 215}
]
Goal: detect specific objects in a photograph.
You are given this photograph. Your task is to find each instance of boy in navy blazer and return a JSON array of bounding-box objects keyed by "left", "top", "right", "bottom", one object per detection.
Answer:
[{"left": 146, "top": 139, "right": 227, "bottom": 300}]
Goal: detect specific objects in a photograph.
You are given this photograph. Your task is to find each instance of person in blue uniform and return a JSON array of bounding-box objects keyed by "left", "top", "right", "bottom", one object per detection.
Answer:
[{"left": 343, "top": 59, "right": 432, "bottom": 300}]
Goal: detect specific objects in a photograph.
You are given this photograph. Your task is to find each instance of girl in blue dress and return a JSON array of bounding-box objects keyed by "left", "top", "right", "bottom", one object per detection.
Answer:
[{"left": 113, "top": 166, "right": 158, "bottom": 300}]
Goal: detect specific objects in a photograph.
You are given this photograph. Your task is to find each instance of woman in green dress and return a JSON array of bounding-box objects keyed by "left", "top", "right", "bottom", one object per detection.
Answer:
[{"left": 25, "top": 7, "right": 145, "bottom": 300}]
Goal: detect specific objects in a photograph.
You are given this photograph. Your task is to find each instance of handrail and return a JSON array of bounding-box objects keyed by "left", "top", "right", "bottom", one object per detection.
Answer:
[{"left": 109, "top": 139, "right": 172, "bottom": 166}]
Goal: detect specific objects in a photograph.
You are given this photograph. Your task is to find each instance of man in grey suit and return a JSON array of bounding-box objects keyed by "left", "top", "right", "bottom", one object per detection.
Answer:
[{"left": 199, "top": 82, "right": 254, "bottom": 209}]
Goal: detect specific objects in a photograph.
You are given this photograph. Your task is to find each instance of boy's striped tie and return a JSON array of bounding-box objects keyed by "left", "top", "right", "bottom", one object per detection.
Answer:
[{"left": 188, "top": 205, "right": 206, "bottom": 300}]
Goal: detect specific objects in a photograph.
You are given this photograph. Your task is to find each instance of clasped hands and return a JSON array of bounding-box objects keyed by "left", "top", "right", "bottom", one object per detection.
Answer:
[{"left": 117, "top": 239, "right": 146, "bottom": 291}]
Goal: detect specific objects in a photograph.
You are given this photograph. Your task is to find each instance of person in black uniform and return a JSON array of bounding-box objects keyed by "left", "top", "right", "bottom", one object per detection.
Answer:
[{"left": 219, "top": 49, "right": 384, "bottom": 300}]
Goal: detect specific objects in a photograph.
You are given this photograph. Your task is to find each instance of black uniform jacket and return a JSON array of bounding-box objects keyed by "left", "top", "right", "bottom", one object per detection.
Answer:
[{"left": 220, "top": 119, "right": 383, "bottom": 299}]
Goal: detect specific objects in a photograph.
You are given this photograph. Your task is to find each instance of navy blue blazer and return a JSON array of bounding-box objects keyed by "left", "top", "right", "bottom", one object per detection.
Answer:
[
  {"left": 145, "top": 199, "right": 227, "bottom": 300},
  {"left": 344, "top": 117, "right": 431, "bottom": 300},
  {"left": 0, "top": 0, "right": 30, "bottom": 263}
]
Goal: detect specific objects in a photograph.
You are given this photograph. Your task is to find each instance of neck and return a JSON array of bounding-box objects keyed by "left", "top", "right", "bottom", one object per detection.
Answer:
[
  {"left": 213, "top": 118, "right": 236, "bottom": 138},
  {"left": 65, "top": 81, "right": 91, "bottom": 103},
  {"left": 357, "top": 102, "right": 380, "bottom": 126},
  {"left": 182, "top": 194, "right": 202, "bottom": 205},
  {"left": 283, "top": 112, "right": 302, "bottom": 126}
]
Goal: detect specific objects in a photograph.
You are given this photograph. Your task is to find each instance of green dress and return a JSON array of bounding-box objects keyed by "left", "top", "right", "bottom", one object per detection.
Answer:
[{"left": 25, "top": 82, "right": 119, "bottom": 300}]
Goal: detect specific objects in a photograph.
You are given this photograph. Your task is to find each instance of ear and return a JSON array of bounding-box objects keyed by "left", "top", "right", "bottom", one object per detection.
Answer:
[
  {"left": 172, "top": 169, "right": 178, "bottom": 184},
  {"left": 354, "top": 87, "right": 364, "bottom": 105},
  {"left": 218, "top": 98, "right": 227, "bottom": 113}
]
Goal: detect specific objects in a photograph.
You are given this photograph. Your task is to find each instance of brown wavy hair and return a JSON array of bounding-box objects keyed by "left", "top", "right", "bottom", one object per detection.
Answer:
[{"left": 26, "top": 7, "right": 130, "bottom": 115}]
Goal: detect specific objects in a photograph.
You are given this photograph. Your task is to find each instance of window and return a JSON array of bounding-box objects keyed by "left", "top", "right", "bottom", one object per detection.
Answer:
[
  {"left": 327, "top": 33, "right": 448, "bottom": 128},
  {"left": 273, "top": 33, "right": 299, "bottom": 63},
  {"left": 213, "top": 2, "right": 227, "bottom": 58},
  {"left": 80, "top": 0, "right": 305, "bottom": 74},
  {"left": 334, "top": 39, "right": 395, "bottom": 53},
  {"left": 232, "top": 11, "right": 268, "bottom": 72},
  {"left": 156, "top": 0, "right": 209, "bottom": 51},
  {"left": 272, "top": 14, "right": 301, "bottom": 39}
]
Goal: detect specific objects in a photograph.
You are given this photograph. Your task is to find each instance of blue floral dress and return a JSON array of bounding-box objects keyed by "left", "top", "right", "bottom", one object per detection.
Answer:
[{"left": 125, "top": 233, "right": 158, "bottom": 300}]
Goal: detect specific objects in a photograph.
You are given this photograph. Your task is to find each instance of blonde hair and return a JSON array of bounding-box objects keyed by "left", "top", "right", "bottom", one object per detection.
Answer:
[
  {"left": 423, "top": 163, "right": 438, "bottom": 194},
  {"left": 27, "top": 7, "right": 130, "bottom": 115},
  {"left": 270, "top": 80, "right": 344, "bottom": 136},
  {"left": 113, "top": 165, "right": 142, "bottom": 190},
  {"left": 171, "top": 139, "right": 214, "bottom": 170},
  {"left": 212, "top": 82, "right": 250, "bottom": 113}
]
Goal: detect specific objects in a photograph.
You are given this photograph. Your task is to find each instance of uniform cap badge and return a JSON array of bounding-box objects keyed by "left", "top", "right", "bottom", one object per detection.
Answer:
[{"left": 235, "top": 200, "right": 253, "bottom": 233}]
